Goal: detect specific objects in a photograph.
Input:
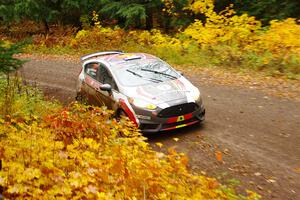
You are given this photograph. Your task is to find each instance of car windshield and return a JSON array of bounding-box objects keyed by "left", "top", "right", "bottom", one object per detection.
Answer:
[{"left": 113, "top": 59, "right": 180, "bottom": 87}]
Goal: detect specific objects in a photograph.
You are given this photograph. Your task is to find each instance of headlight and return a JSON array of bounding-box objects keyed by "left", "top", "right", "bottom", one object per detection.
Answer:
[
  {"left": 129, "top": 98, "right": 157, "bottom": 110},
  {"left": 191, "top": 89, "right": 201, "bottom": 101}
]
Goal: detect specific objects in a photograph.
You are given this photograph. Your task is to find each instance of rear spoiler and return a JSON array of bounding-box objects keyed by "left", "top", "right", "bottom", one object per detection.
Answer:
[{"left": 80, "top": 50, "right": 124, "bottom": 62}]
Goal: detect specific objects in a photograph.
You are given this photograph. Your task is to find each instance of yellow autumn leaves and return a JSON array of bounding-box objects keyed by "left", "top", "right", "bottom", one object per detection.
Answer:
[
  {"left": 0, "top": 101, "right": 260, "bottom": 199},
  {"left": 63, "top": 0, "right": 300, "bottom": 77},
  {"left": 24, "top": 0, "right": 299, "bottom": 77}
]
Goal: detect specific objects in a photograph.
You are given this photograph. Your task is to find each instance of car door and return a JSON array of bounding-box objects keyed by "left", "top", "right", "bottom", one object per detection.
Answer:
[
  {"left": 93, "top": 63, "right": 118, "bottom": 109},
  {"left": 82, "top": 62, "right": 100, "bottom": 105}
]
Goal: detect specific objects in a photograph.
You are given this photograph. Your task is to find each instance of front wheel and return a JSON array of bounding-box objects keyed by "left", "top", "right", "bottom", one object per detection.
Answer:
[
  {"left": 117, "top": 109, "right": 129, "bottom": 120},
  {"left": 75, "top": 92, "right": 88, "bottom": 104}
]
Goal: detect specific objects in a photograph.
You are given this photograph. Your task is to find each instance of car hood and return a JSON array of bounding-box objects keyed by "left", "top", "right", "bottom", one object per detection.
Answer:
[{"left": 122, "top": 77, "right": 198, "bottom": 106}]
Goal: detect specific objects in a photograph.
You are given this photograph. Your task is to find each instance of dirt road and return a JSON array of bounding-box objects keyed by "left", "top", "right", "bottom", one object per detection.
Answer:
[{"left": 22, "top": 57, "right": 300, "bottom": 199}]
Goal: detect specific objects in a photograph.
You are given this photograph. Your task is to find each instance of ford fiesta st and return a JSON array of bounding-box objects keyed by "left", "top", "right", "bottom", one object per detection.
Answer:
[{"left": 76, "top": 51, "right": 205, "bottom": 133}]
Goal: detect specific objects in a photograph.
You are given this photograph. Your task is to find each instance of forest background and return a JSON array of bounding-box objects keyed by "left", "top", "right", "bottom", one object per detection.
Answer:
[{"left": 0, "top": 0, "right": 299, "bottom": 78}]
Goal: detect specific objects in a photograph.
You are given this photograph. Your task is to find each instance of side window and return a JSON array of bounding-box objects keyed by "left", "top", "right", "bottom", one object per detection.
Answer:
[
  {"left": 84, "top": 62, "right": 99, "bottom": 79},
  {"left": 96, "top": 64, "right": 118, "bottom": 91}
]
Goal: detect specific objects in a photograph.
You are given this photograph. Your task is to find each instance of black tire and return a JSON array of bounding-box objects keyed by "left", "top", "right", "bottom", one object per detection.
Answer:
[
  {"left": 75, "top": 93, "right": 88, "bottom": 104},
  {"left": 117, "top": 109, "right": 128, "bottom": 120}
]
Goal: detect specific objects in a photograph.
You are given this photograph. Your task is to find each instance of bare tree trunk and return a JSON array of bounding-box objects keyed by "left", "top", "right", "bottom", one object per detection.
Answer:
[
  {"left": 0, "top": 158, "right": 2, "bottom": 200},
  {"left": 146, "top": 9, "right": 153, "bottom": 30},
  {"left": 3, "top": 73, "right": 11, "bottom": 118},
  {"left": 43, "top": 20, "right": 50, "bottom": 34},
  {"left": 6, "top": 73, "right": 10, "bottom": 86}
]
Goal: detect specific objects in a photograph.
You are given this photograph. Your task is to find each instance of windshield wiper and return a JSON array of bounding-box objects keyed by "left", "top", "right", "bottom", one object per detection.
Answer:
[
  {"left": 126, "top": 69, "right": 142, "bottom": 77},
  {"left": 126, "top": 69, "right": 162, "bottom": 83},
  {"left": 140, "top": 68, "right": 178, "bottom": 79}
]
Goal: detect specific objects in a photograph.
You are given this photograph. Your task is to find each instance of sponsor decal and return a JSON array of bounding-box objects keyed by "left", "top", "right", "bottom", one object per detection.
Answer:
[
  {"left": 136, "top": 115, "right": 151, "bottom": 120},
  {"left": 176, "top": 124, "right": 187, "bottom": 128},
  {"left": 177, "top": 115, "right": 185, "bottom": 122},
  {"left": 167, "top": 113, "right": 193, "bottom": 124},
  {"left": 118, "top": 53, "right": 135, "bottom": 58}
]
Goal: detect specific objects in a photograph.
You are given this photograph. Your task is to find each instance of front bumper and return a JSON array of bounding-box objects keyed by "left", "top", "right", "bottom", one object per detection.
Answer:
[{"left": 137, "top": 105, "right": 205, "bottom": 133}]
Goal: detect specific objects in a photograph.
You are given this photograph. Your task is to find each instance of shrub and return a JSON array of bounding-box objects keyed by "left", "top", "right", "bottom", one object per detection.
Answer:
[
  {"left": 10, "top": 1, "right": 299, "bottom": 78},
  {"left": 248, "top": 18, "right": 300, "bottom": 74},
  {"left": 0, "top": 100, "right": 260, "bottom": 199},
  {"left": 0, "top": 77, "right": 60, "bottom": 122}
]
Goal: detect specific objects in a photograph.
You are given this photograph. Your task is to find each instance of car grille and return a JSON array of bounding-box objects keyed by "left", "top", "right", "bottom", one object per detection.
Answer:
[{"left": 158, "top": 103, "right": 199, "bottom": 118}]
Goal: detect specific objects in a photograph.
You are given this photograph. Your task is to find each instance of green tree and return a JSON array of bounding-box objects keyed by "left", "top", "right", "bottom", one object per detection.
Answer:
[
  {"left": 0, "top": 0, "right": 15, "bottom": 24},
  {"left": 98, "top": 0, "right": 190, "bottom": 30},
  {"left": 233, "top": 0, "right": 300, "bottom": 24},
  {"left": 59, "top": 0, "right": 102, "bottom": 27},
  {"left": 0, "top": 0, "right": 60, "bottom": 32},
  {"left": 0, "top": 41, "right": 24, "bottom": 78},
  {"left": 98, "top": 0, "right": 162, "bottom": 29},
  {"left": 0, "top": 0, "right": 102, "bottom": 32},
  {"left": 0, "top": 41, "right": 26, "bottom": 117}
]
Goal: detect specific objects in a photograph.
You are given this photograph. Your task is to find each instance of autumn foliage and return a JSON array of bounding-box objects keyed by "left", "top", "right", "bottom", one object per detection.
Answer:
[
  {"left": 19, "top": 1, "right": 299, "bottom": 78},
  {"left": 0, "top": 96, "right": 260, "bottom": 199}
]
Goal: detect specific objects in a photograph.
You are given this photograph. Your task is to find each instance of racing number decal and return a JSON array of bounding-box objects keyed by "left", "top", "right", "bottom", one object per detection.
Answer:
[{"left": 177, "top": 115, "right": 185, "bottom": 122}]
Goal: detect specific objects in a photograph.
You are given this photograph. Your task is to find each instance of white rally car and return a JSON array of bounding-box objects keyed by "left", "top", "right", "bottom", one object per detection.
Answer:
[{"left": 76, "top": 51, "right": 205, "bottom": 133}]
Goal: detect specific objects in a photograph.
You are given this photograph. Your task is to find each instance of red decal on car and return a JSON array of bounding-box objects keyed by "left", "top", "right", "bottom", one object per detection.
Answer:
[
  {"left": 85, "top": 76, "right": 93, "bottom": 85},
  {"left": 119, "top": 99, "right": 138, "bottom": 126},
  {"left": 167, "top": 113, "right": 193, "bottom": 124},
  {"left": 85, "top": 76, "right": 100, "bottom": 89}
]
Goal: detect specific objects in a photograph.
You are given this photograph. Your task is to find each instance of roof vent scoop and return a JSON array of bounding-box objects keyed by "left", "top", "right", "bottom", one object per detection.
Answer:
[
  {"left": 80, "top": 50, "right": 124, "bottom": 62},
  {"left": 123, "top": 55, "right": 142, "bottom": 61}
]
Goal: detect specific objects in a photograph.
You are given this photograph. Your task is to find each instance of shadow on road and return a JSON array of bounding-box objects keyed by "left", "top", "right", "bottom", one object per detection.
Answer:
[{"left": 145, "top": 123, "right": 206, "bottom": 143}]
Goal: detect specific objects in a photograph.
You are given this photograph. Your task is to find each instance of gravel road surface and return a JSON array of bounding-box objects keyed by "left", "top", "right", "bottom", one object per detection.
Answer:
[{"left": 22, "top": 58, "right": 300, "bottom": 199}]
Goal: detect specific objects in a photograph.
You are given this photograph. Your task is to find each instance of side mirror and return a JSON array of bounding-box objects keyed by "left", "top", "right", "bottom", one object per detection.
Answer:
[{"left": 99, "top": 84, "right": 112, "bottom": 92}]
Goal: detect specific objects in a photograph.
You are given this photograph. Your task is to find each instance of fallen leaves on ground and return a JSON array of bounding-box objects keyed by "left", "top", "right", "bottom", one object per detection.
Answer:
[
  {"left": 215, "top": 150, "right": 223, "bottom": 162},
  {"left": 177, "top": 65, "right": 300, "bottom": 101}
]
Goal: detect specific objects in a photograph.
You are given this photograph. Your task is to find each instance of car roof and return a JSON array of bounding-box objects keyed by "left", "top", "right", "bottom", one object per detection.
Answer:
[{"left": 82, "top": 51, "right": 157, "bottom": 65}]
